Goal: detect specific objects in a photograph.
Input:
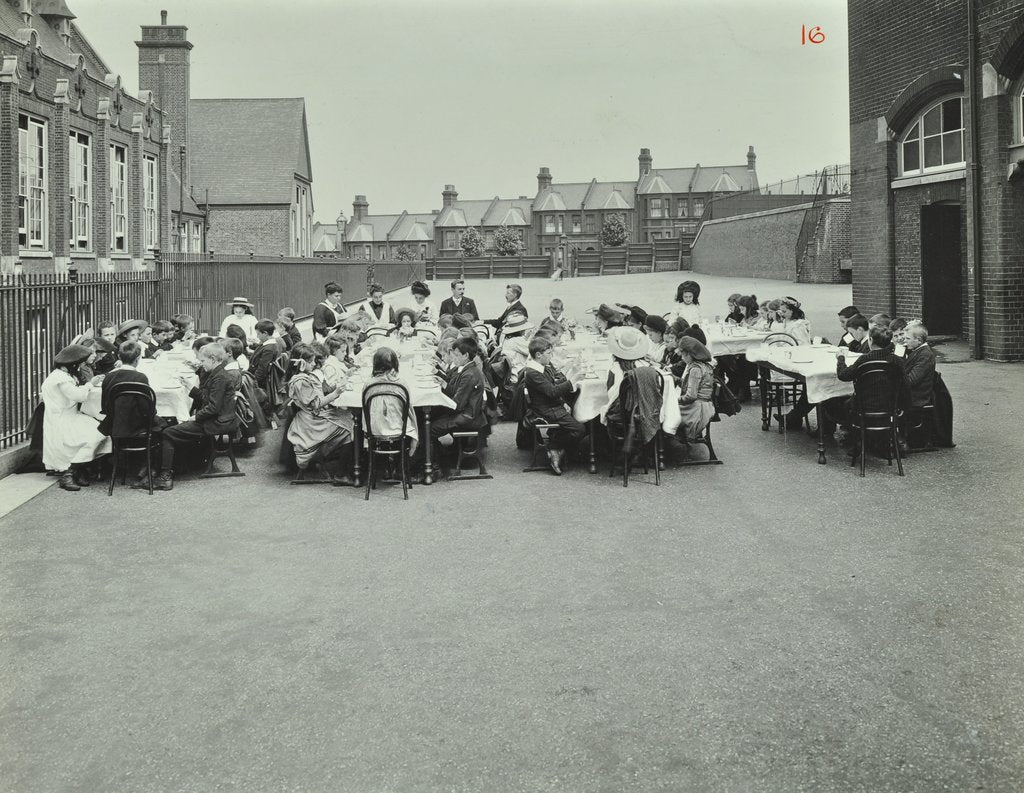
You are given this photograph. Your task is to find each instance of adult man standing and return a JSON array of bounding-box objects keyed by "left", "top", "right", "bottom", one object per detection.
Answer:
[
  {"left": 487, "top": 283, "right": 527, "bottom": 331},
  {"left": 439, "top": 279, "right": 479, "bottom": 321},
  {"left": 312, "top": 281, "right": 347, "bottom": 339},
  {"left": 359, "top": 283, "right": 397, "bottom": 328}
]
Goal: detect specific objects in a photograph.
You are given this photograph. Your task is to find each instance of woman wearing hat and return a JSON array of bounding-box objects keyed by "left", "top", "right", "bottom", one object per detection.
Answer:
[
  {"left": 116, "top": 318, "right": 149, "bottom": 352},
  {"left": 675, "top": 337, "right": 716, "bottom": 442},
  {"left": 592, "top": 303, "right": 626, "bottom": 335},
  {"left": 219, "top": 298, "right": 258, "bottom": 342},
  {"left": 409, "top": 281, "right": 435, "bottom": 324},
  {"left": 775, "top": 297, "right": 812, "bottom": 344},
  {"left": 643, "top": 315, "right": 668, "bottom": 363},
  {"left": 499, "top": 313, "right": 535, "bottom": 379},
  {"left": 40, "top": 344, "right": 111, "bottom": 491}
]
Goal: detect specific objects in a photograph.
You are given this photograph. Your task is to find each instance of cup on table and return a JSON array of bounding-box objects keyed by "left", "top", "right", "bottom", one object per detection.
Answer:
[{"left": 812, "top": 336, "right": 823, "bottom": 345}]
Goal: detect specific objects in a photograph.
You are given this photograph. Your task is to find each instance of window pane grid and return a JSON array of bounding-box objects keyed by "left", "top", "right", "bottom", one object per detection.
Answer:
[
  {"left": 110, "top": 145, "right": 127, "bottom": 252},
  {"left": 900, "top": 97, "right": 965, "bottom": 176},
  {"left": 18, "top": 116, "right": 47, "bottom": 248}
]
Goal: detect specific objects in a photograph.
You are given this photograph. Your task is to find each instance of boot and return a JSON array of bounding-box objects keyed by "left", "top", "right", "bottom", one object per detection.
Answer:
[
  {"left": 72, "top": 464, "right": 92, "bottom": 487},
  {"left": 547, "top": 448, "right": 562, "bottom": 475},
  {"left": 135, "top": 470, "right": 173, "bottom": 490},
  {"left": 58, "top": 471, "right": 81, "bottom": 492}
]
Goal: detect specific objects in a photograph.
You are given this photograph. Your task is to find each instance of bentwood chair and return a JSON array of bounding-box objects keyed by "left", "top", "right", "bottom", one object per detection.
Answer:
[
  {"left": 106, "top": 382, "right": 159, "bottom": 496},
  {"left": 607, "top": 369, "right": 663, "bottom": 487},
  {"left": 848, "top": 360, "right": 905, "bottom": 477},
  {"left": 679, "top": 379, "right": 725, "bottom": 466},
  {"left": 361, "top": 382, "right": 413, "bottom": 500},
  {"left": 761, "top": 332, "right": 810, "bottom": 435}
]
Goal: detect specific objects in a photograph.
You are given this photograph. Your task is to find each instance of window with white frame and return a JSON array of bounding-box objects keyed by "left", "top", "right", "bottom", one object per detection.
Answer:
[
  {"left": 556, "top": 215, "right": 564, "bottom": 233},
  {"left": 18, "top": 115, "right": 47, "bottom": 249},
  {"left": 677, "top": 201, "right": 688, "bottom": 218},
  {"left": 68, "top": 130, "right": 90, "bottom": 250},
  {"left": 144, "top": 155, "right": 158, "bottom": 251},
  {"left": 544, "top": 216, "right": 555, "bottom": 234},
  {"left": 571, "top": 215, "right": 581, "bottom": 233},
  {"left": 900, "top": 97, "right": 964, "bottom": 175},
  {"left": 692, "top": 198, "right": 705, "bottom": 217},
  {"left": 190, "top": 221, "right": 202, "bottom": 253},
  {"left": 444, "top": 230, "right": 457, "bottom": 249},
  {"left": 585, "top": 214, "right": 596, "bottom": 233},
  {"left": 649, "top": 198, "right": 664, "bottom": 218},
  {"left": 109, "top": 144, "right": 127, "bottom": 251}
]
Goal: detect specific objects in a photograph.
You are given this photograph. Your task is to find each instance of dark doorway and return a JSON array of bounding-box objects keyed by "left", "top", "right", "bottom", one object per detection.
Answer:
[{"left": 920, "top": 204, "right": 963, "bottom": 336}]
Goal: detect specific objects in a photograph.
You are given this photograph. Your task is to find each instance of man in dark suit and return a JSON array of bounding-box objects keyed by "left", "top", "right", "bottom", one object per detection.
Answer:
[
  {"left": 438, "top": 279, "right": 479, "bottom": 321},
  {"left": 521, "top": 336, "right": 584, "bottom": 474},
  {"left": 145, "top": 342, "right": 238, "bottom": 491},
  {"left": 98, "top": 341, "right": 164, "bottom": 438},
  {"left": 487, "top": 283, "right": 528, "bottom": 331}
]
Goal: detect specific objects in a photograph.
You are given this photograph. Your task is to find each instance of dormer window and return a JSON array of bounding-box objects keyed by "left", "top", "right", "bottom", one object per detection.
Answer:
[{"left": 900, "top": 97, "right": 964, "bottom": 175}]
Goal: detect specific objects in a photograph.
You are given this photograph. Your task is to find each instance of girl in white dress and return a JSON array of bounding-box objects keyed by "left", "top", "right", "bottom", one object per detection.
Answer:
[
  {"left": 218, "top": 297, "right": 258, "bottom": 341},
  {"left": 40, "top": 344, "right": 111, "bottom": 491},
  {"left": 774, "top": 297, "right": 812, "bottom": 345},
  {"left": 670, "top": 280, "right": 703, "bottom": 326}
]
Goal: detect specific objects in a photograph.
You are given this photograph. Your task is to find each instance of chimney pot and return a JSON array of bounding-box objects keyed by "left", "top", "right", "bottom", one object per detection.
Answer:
[
  {"left": 161, "top": 9, "right": 167, "bottom": 24},
  {"left": 537, "top": 167, "right": 552, "bottom": 191},
  {"left": 639, "top": 147, "right": 653, "bottom": 178}
]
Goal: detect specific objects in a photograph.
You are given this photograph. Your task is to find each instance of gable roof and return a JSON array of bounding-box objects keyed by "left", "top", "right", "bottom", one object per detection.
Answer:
[
  {"left": 390, "top": 212, "right": 436, "bottom": 242},
  {"left": 169, "top": 169, "right": 203, "bottom": 218},
  {"left": 345, "top": 214, "right": 402, "bottom": 243},
  {"left": 312, "top": 222, "right": 338, "bottom": 252},
  {"left": 189, "top": 98, "right": 312, "bottom": 205},
  {"left": 638, "top": 165, "right": 754, "bottom": 194}
]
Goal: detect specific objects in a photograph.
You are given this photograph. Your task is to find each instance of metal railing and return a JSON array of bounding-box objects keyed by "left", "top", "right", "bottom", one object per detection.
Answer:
[
  {"left": 795, "top": 166, "right": 852, "bottom": 281},
  {"left": 0, "top": 270, "right": 166, "bottom": 450},
  {"left": 700, "top": 164, "right": 851, "bottom": 223}
]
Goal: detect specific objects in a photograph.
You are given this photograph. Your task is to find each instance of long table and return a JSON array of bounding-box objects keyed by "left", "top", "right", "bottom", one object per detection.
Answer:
[
  {"left": 333, "top": 340, "right": 455, "bottom": 484},
  {"left": 745, "top": 345, "right": 856, "bottom": 464},
  {"left": 703, "top": 327, "right": 771, "bottom": 357},
  {"left": 81, "top": 356, "right": 198, "bottom": 423}
]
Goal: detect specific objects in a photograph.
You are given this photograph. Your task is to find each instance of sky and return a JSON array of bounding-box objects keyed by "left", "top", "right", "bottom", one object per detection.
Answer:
[{"left": 75, "top": 0, "right": 850, "bottom": 221}]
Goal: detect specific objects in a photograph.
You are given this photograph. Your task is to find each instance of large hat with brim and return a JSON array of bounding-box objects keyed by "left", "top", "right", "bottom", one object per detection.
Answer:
[
  {"left": 644, "top": 314, "right": 668, "bottom": 334},
  {"left": 395, "top": 308, "right": 418, "bottom": 326},
  {"left": 677, "top": 336, "right": 713, "bottom": 362},
  {"left": 592, "top": 303, "right": 628, "bottom": 323},
  {"left": 77, "top": 335, "right": 117, "bottom": 353},
  {"left": 54, "top": 344, "right": 93, "bottom": 366},
  {"left": 606, "top": 326, "right": 650, "bottom": 360},
  {"left": 118, "top": 318, "right": 148, "bottom": 336},
  {"left": 502, "top": 313, "right": 535, "bottom": 335},
  {"left": 225, "top": 297, "right": 255, "bottom": 309}
]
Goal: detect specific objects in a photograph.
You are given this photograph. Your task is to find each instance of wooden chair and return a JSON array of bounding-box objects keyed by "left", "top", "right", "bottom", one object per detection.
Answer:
[
  {"left": 105, "top": 382, "right": 159, "bottom": 496},
  {"left": 361, "top": 382, "right": 413, "bottom": 500},
  {"left": 761, "top": 332, "right": 810, "bottom": 435},
  {"left": 448, "top": 430, "right": 493, "bottom": 481},
  {"left": 200, "top": 397, "right": 244, "bottom": 478},
  {"left": 607, "top": 370, "right": 662, "bottom": 487},
  {"left": 679, "top": 380, "right": 725, "bottom": 466},
  {"left": 848, "top": 360, "right": 905, "bottom": 477},
  {"left": 521, "top": 386, "right": 560, "bottom": 473}
]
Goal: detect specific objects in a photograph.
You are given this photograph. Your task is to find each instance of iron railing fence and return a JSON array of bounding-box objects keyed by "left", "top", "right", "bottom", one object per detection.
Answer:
[
  {"left": 0, "top": 270, "right": 165, "bottom": 450},
  {"left": 700, "top": 164, "right": 851, "bottom": 223}
]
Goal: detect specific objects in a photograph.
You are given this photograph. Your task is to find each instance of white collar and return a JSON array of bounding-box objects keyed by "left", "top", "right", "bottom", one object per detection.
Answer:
[
  {"left": 260, "top": 337, "right": 277, "bottom": 347},
  {"left": 121, "top": 364, "right": 136, "bottom": 370},
  {"left": 524, "top": 359, "right": 544, "bottom": 373}
]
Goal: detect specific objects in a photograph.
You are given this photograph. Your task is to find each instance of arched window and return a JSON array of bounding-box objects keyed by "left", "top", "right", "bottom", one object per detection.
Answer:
[{"left": 900, "top": 97, "right": 964, "bottom": 176}]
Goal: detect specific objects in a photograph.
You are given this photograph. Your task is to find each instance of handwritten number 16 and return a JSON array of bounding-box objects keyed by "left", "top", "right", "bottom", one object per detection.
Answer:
[{"left": 801, "top": 25, "right": 826, "bottom": 45}]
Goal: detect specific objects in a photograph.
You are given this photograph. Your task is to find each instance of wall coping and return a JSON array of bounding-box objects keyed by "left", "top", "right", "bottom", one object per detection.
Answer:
[{"left": 691, "top": 201, "right": 814, "bottom": 248}]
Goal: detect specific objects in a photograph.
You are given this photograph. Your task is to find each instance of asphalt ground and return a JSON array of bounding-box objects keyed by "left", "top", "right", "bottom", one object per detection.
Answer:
[{"left": 2, "top": 274, "right": 1023, "bottom": 792}]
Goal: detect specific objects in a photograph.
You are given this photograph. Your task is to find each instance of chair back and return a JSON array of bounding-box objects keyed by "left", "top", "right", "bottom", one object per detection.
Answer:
[
  {"left": 618, "top": 367, "right": 664, "bottom": 431},
  {"left": 414, "top": 327, "right": 438, "bottom": 341},
  {"left": 764, "top": 332, "right": 799, "bottom": 347},
  {"left": 105, "top": 380, "right": 157, "bottom": 440},
  {"left": 851, "top": 359, "right": 903, "bottom": 427},
  {"left": 365, "top": 327, "right": 389, "bottom": 339},
  {"left": 361, "top": 381, "right": 412, "bottom": 441}
]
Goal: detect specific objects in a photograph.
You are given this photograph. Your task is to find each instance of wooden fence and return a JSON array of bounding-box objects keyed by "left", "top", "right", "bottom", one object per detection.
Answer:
[
  {"left": 574, "top": 238, "right": 689, "bottom": 277},
  {"left": 425, "top": 255, "right": 553, "bottom": 282}
]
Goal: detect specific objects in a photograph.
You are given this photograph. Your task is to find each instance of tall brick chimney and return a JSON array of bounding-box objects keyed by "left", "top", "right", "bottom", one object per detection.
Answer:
[
  {"left": 442, "top": 184, "right": 458, "bottom": 208},
  {"left": 352, "top": 195, "right": 368, "bottom": 221},
  {"left": 136, "top": 11, "right": 193, "bottom": 187},
  {"left": 639, "top": 148, "right": 653, "bottom": 178},
  {"left": 537, "top": 167, "right": 552, "bottom": 192},
  {"left": 335, "top": 211, "right": 346, "bottom": 240},
  {"left": 747, "top": 145, "right": 756, "bottom": 170}
]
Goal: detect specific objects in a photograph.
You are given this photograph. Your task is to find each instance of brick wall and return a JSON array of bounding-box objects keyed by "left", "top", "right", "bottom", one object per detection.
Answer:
[
  {"left": 690, "top": 204, "right": 811, "bottom": 281},
  {"left": 205, "top": 206, "right": 290, "bottom": 255},
  {"left": 799, "top": 199, "right": 852, "bottom": 284}
]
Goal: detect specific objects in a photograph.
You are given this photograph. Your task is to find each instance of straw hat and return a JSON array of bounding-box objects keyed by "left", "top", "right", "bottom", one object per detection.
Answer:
[
  {"left": 606, "top": 326, "right": 650, "bottom": 361},
  {"left": 53, "top": 344, "right": 93, "bottom": 366},
  {"left": 117, "top": 318, "right": 148, "bottom": 336},
  {"left": 225, "top": 297, "right": 255, "bottom": 308},
  {"left": 502, "top": 313, "right": 535, "bottom": 335}
]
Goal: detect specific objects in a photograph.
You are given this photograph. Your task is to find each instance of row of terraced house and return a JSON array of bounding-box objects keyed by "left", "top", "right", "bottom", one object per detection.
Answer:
[{"left": 312, "top": 147, "right": 761, "bottom": 262}]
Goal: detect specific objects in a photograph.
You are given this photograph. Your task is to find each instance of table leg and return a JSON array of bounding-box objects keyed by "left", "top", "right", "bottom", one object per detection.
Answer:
[
  {"left": 588, "top": 420, "right": 598, "bottom": 474},
  {"left": 759, "top": 367, "right": 770, "bottom": 431},
  {"left": 351, "top": 413, "right": 363, "bottom": 486},
  {"left": 423, "top": 407, "right": 434, "bottom": 485},
  {"left": 816, "top": 404, "right": 827, "bottom": 465}
]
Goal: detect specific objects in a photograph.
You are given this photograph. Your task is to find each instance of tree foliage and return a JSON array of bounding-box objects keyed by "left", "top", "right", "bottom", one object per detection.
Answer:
[
  {"left": 394, "top": 244, "right": 416, "bottom": 262},
  {"left": 459, "top": 227, "right": 485, "bottom": 258},
  {"left": 601, "top": 213, "right": 628, "bottom": 247},
  {"left": 494, "top": 224, "right": 524, "bottom": 256}
]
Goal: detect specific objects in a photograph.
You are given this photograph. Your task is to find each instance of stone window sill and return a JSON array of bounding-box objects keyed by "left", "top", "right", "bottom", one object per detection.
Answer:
[{"left": 891, "top": 167, "right": 966, "bottom": 190}]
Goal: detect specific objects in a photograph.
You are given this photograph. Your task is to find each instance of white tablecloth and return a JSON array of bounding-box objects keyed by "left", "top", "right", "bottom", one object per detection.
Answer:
[
  {"left": 81, "top": 357, "right": 198, "bottom": 422},
  {"left": 746, "top": 346, "right": 856, "bottom": 404},
  {"left": 333, "top": 347, "right": 456, "bottom": 412},
  {"left": 703, "top": 328, "right": 771, "bottom": 357},
  {"left": 574, "top": 372, "right": 681, "bottom": 434}
]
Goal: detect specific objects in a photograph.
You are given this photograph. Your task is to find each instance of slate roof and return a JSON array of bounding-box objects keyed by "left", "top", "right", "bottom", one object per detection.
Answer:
[
  {"left": 169, "top": 169, "right": 204, "bottom": 218},
  {"left": 390, "top": 212, "right": 436, "bottom": 241},
  {"left": 0, "top": 2, "right": 98, "bottom": 69},
  {"left": 312, "top": 222, "right": 338, "bottom": 252},
  {"left": 189, "top": 98, "right": 312, "bottom": 205},
  {"left": 637, "top": 165, "right": 754, "bottom": 194},
  {"left": 535, "top": 180, "right": 635, "bottom": 212},
  {"left": 345, "top": 215, "right": 402, "bottom": 243}
]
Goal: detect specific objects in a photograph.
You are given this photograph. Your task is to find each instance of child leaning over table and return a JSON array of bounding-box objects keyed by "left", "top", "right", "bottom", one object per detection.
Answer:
[{"left": 675, "top": 337, "right": 716, "bottom": 443}]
